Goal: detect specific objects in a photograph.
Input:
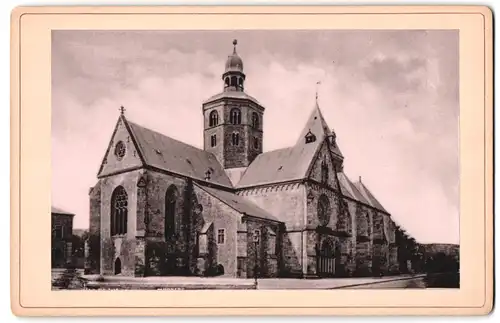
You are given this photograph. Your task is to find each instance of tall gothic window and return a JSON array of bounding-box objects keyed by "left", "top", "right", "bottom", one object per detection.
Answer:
[
  {"left": 321, "top": 159, "right": 329, "bottom": 184},
  {"left": 252, "top": 112, "right": 259, "bottom": 129},
  {"left": 165, "top": 185, "right": 178, "bottom": 239},
  {"left": 230, "top": 108, "right": 241, "bottom": 124},
  {"left": 317, "top": 194, "right": 330, "bottom": 226},
  {"left": 209, "top": 110, "right": 219, "bottom": 127},
  {"left": 232, "top": 132, "right": 240, "bottom": 146},
  {"left": 111, "top": 186, "right": 128, "bottom": 236}
]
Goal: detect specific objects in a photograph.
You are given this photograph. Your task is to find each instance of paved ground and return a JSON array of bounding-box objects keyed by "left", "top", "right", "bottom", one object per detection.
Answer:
[
  {"left": 257, "top": 275, "right": 426, "bottom": 289},
  {"left": 52, "top": 269, "right": 426, "bottom": 290}
]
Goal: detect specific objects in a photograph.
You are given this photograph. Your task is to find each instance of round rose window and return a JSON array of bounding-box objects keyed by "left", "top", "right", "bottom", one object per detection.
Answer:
[{"left": 114, "top": 141, "right": 126, "bottom": 160}]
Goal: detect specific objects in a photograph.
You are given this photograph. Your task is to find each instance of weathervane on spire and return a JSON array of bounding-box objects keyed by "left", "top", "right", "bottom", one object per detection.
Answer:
[
  {"left": 315, "top": 81, "right": 321, "bottom": 103},
  {"left": 120, "top": 105, "right": 126, "bottom": 115},
  {"left": 232, "top": 39, "right": 238, "bottom": 54}
]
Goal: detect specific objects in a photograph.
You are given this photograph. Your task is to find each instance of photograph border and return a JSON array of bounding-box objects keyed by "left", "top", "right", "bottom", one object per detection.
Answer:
[{"left": 10, "top": 5, "right": 493, "bottom": 316}]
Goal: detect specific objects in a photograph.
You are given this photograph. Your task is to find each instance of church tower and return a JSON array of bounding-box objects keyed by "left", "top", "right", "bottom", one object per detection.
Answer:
[{"left": 203, "top": 40, "right": 265, "bottom": 184}]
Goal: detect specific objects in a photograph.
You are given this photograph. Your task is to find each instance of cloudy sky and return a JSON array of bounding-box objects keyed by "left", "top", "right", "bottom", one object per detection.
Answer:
[{"left": 52, "top": 30, "right": 459, "bottom": 244}]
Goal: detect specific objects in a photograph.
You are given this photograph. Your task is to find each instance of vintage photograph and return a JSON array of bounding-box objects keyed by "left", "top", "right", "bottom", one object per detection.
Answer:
[{"left": 51, "top": 30, "right": 460, "bottom": 290}]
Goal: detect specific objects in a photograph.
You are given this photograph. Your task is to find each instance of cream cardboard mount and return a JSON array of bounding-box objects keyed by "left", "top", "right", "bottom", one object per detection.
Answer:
[{"left": 10, "top": 5, "right": 493, "bottom": 316}]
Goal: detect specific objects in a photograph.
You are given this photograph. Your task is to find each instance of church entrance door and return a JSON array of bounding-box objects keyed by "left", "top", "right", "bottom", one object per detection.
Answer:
[{"left": 317, "top": 239, "right": 335, "bottom": 277}]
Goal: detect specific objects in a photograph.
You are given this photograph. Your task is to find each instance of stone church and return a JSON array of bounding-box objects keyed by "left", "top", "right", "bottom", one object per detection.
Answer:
[{"left": 85, "top": 40, "right": 404, "bottom": 279}]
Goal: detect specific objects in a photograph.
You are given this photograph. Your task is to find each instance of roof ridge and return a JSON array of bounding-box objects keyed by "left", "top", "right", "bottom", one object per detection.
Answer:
[
  {"left": 195, "top": 183, "right": 281, "bottom": 223},
  {"left": 127, "top": 119, "right": 207, "bottom": 153}
]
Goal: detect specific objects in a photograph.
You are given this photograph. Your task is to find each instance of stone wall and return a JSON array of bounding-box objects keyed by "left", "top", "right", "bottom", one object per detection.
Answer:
[
  {"left": 98, "top": 117, "right": 142, "bottom": 177},
  {"left": 192, "top": 184, "right": 240, "bottom": 277},
  {"left": 85, "top": 181, "right": 101, "bottom": 274},
  {"left": 99, "top": 170, "right": 140, "bottom": 276},
  {"left": 244, "top": 219, "right": 281, "bottom": 278},
  {"left": 238, "top": 183, "right": 305, "bottom": 276},
  {"left": 203, "top": 102, "right": 225, "bottom": 166}
]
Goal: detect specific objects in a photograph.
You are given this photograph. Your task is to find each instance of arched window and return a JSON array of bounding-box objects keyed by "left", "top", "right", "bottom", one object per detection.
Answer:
[
  {"left": 230, "top": 76, "right": 237, "bottom": 87},
  {"left": 165, "top": 185, "right": 178, "bottom": 239},
  {"left": 230, "top": 108, "right": 241, "bottom": 124},
  {"left": 224, "top": 77, "right": 230, "bottom": 87},
  {"left": 238, "top": 77, "right": 243, "bottom": 87},
  {"left": 114, "top": 257, "right": 122, "bottom": 275},
  {"left": 232, "top": 132, "right": 240, "bottom": 146},
  {"left": 252, "top": 112, "right": 259, "bottom": 129},
  {"left": 317, "top": 194, "right": 330, "bottom": 226},
  {"left": 209, "top": 110, "right": 219, "bottom": 127},
  {"left": 321, "top": 159, "right": 329, "bottom": 184},
  {"left": 111, "top": 186, "right": 128, "bottom": 236}
]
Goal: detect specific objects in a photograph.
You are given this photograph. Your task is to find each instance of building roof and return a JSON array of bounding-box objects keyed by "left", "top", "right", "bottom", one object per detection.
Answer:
[
  {"left": 337, "top": 172, "right": 370, "bottom": 204},
  {"left": 51, "top": 206, "right": 74, "bottom": 216},
  {"left": 127, "top": 120, "right": 233, "bottom": 188},
  {"left": 237, "top": 103, "right": 341, "bottom": 188},
  {"left": 295, "top": 102, "right": 344, "bottom": 159},
  {"left": 237, "top": 144, "right": 318, "bottom": 188},
  {"left": 203, "top": 91, "right": 263, "bottom": 106},
  {"left": 197, "top": 184, "right": 281, "bottom": 223},
  {"left": 353, "top": 181, "right": 389, "bottom": 213},
  {"left": 225, "top": 40, "right": 244, "bottom": 73}
]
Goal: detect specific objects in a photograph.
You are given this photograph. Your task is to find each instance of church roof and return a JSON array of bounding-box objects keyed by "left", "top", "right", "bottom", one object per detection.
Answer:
[
  {"left": 296, "top": 102, "right": 344, "bottom": 158},
  {"left": 197, "top": 185, "right": 281, "bottom": 223},
  {"left": 203, "top": 91, "right": 263, "bottom": 106},
  {"left": 353, "top": 181, "right": 389, "bottom": 214},
  {"left": 126, "top": 120, "right": 233, "bottom": 188},
  {"left": 237, "top": 103, "right": 341, "bottom": 188},
  {"left": 51, "top": 206, "right": 74, "bottom": 216},
  {"left": 237, "top": 145, "right": 317, "bottom": 188},
  {"left": 337, "top": 172, "right": 370, "bottom": 204}
]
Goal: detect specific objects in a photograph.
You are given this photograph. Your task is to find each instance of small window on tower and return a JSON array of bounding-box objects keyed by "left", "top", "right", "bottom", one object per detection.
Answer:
[
  {"left": 230, "top": 108, "right": 241, "bottom": 124},
  {"left": 252, "top": 112, "right": 259, "bottom": 129},
  {"left": 224, "top": 77, "right": 230, "bottom": 87},
  {"left": 209, "top": 110, "right": 219, "bottom": 127},
  {"left": 211, "top": 134, "right": 217, "bottom": 147},
  {"left": 232, "top": 132, "right": 240, "bottom": 146}
]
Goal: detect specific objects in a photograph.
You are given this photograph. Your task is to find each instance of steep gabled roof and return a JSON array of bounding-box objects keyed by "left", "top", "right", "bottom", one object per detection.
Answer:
[
  {"left": 337, "top": 172, "right": 370, "bottom": 204},
  {"left": 296, "top": 102, "right": 344, "bottom": 158},
  {"left": 197, "top": 185, "right": 281, "bottom": 223},
  {"left": 125, "top": 120, "right": 233, "bottom": 188},
  {"left": 353, "top": 181, "right": 389, "bottom": 213},
  {"left": 237, "top": 103, "right": 342, "bottom": 188}
]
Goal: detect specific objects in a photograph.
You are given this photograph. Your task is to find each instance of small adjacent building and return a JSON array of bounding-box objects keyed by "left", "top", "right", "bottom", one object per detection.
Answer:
[{"left": 51, "top": 206, "right": 75, "bottom": 268}]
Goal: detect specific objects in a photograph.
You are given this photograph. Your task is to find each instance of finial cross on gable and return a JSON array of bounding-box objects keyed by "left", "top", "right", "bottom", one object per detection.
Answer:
[{"left": 120, "top": 106, "right": 126, "bottom": 115}]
